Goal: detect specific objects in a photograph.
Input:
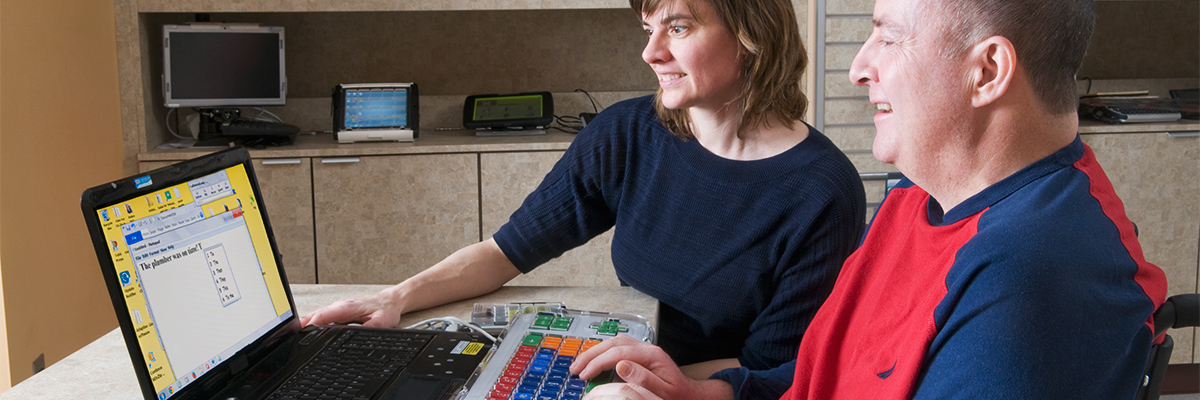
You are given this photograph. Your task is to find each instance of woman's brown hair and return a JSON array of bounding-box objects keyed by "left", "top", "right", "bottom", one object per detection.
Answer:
[{"left": 631, "top": 0, "right": 809, "bottom": 139}]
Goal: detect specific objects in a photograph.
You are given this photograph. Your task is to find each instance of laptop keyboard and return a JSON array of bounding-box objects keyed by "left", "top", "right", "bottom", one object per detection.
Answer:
[{"left": 268, "top": 330, "right": 433, "bottom": 400}]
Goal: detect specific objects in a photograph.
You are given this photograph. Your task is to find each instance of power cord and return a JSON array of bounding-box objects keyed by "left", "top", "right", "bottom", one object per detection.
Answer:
[
  {"left": 553, "top": 114, "right": 585, "bottom": 133},
  {"left": 575, "top": 89, "right": 601, "bottom": 112},
  {"left": 404, "top": 316, "right": 497, "bottom": 342},
  {"left": 551, "top": 89, "right": 605, "bottom": 134},
  {"left": 247, "top": 107, "right": 284, "bottom": 123},
  {"left": 164, "top": 108, "right": 194, "bottom": 140}
]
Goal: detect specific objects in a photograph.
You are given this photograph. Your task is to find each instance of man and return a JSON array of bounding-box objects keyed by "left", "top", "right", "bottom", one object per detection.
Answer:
[{"left": 569, "top": 0, "right": 1169, "bottom": 398}]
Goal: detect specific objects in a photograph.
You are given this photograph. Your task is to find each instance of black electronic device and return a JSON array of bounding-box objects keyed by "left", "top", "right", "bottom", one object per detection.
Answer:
[
  {"left": 162, "top": 23, "right": 290, "bottom": 146},
  {"left": 162, "top": 24, "right": 286, "bottom": 108},
  {"left": 80, "top": 148, "right": 492, "bottom": 400},
  {"left": 332, "top": 83, "right": 419, "bottom": 143},
  {"left": 462, "top": 92, "right": 554, "bottom": 131},
  {"left": 579, "top": 112, "right": 598, "bottom": 127}
]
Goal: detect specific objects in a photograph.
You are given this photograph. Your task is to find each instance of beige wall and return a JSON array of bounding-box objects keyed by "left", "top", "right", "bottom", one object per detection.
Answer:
[{"left": 0, "top": 0, "right": 124, "bottom": 387}]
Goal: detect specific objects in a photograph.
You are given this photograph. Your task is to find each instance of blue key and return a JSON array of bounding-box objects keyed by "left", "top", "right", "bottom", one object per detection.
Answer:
[
  {"left": 519, "top": 384, "right": 539, "bottom": 394},
  {"left": 526, "top": 369, "right": 546, "bottom": 380},
  {"left": 514, "top": 392, "right": 535, "bottom": 400},
  {"left": 563, "top": 389, "right": 583, "bottom": 398},
  {"left": 560, "top": 393, "right": 581, "bottom": 400},
  {"left": 522, "top": 377, "right": 543, "bottom": 387},
  {"left": 566, "top": 380, "right": 587, "bottom": 390},
  {"left": 547, "top": 371, "right": 567, "bottom": 383},
  {"left": 553, "top": 359, "right": 572, "bottom": 369},
  {"left": 543, "top": 380, "right": 563, "bottom": 391}
]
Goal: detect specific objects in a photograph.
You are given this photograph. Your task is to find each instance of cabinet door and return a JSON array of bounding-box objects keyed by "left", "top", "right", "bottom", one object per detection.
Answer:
[
  {"left": 142, "top": 160, "right": 317, "bottom": 283},
  {"left": 313, "top": 154, "right": 479, "bottom": 284},
  {"left": 480, "top": 152, "right": 620, "bottom": 286},
  {"left": 253, "top": 158, "right": 316, "bottom": 284},
  {"left": 1082, "top": 132, "right": 1199, "bottom": 364}
]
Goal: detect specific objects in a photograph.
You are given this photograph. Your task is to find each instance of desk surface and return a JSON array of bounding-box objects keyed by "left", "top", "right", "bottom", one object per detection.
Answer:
[{"left": 0, "top": 285, "right": 657, "bottom": 400}]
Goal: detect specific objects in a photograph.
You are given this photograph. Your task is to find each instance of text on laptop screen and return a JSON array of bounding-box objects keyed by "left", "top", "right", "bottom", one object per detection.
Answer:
[{"left": 93, "top": 163, "right": 290, "bottom": 399}]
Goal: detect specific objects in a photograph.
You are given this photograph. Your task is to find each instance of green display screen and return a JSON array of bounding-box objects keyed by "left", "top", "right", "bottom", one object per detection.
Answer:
[{"left": 472, "top": 95, "right": 544, "bottom": 121}]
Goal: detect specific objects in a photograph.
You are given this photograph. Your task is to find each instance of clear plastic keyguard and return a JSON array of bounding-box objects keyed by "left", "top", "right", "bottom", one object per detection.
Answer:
[{"left": 458, "top": 303, "right": 655, "bottom": 400}]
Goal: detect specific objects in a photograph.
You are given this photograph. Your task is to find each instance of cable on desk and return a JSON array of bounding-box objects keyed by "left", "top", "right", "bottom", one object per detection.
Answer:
[{"left": 405, "top": 316, "right": 497, "bottom": 342}]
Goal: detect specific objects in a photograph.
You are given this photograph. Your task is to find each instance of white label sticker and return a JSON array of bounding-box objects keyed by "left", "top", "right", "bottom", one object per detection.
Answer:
[{"left": 450, "top": 341, "right": 469, "bottom": 355}]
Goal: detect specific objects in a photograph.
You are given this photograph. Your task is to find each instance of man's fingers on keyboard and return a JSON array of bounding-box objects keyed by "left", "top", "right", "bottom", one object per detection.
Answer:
[
  {"left": 572, "top": 334, "right": 637, "bottom": 377},
  {"left": 576, "top": 341, "right": 663, "bottom": 381}
]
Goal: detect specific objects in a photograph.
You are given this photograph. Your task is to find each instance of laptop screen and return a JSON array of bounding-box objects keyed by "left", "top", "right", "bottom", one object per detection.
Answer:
[{"left": 90, "top": 161, "right": 291, "bottom": 400}]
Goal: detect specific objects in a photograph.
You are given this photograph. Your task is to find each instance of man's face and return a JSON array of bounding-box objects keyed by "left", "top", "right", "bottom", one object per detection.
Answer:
[
  {"left": 641, "top": 0, "right": 744, "bottom": 112},
  {"left": 848, "top": 0, "right": 973, "bottom": 173}
]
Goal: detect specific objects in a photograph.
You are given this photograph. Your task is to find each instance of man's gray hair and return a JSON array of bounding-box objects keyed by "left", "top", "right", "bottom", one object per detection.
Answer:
[{"left": 927, "top": 0, "right": 1095, "bottom": 114}]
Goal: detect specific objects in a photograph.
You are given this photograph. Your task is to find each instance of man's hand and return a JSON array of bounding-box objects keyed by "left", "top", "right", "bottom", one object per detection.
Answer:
[
  {"left": 299, "top": 289, "right": 402, "bottom": 328},
  {"left": 571, "top": 335, "right": 734, "bottom": 400}
]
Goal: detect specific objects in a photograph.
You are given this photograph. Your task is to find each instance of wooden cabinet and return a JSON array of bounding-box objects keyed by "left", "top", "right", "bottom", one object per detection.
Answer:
[
  {"left": 480, "top": 151, "right": 619, "bottom": 286},
  {"left": 1082, "top": 131, "right": 1200, "bottom": 364},
  {"left": 312, "top": 154, "right": 479, "bottom": 284}
]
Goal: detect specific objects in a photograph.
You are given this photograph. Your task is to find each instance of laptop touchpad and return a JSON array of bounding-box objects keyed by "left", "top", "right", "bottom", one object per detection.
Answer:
[{"left": 378, "top": 375, "right": 454, "bottom": 399}]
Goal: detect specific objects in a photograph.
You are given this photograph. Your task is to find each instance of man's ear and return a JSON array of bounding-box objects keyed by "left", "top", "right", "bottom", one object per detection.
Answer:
[{"left": 967, "top": 36, "right": 1016, "bottom": 108}]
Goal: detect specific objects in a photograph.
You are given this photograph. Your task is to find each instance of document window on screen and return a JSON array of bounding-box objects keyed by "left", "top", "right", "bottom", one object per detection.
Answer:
[{"left": 119, "top": 168, "right": 286, "bottom": 388}]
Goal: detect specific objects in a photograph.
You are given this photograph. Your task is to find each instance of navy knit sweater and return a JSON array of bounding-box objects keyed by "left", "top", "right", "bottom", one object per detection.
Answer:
[{"left": 493, "top": 95, "right": 865, "bottom": 370}]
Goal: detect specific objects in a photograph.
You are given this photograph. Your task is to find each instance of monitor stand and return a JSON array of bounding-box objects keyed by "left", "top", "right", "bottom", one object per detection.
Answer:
[{"left": 192, "top": 108, "right": 241, "bottom": 147}]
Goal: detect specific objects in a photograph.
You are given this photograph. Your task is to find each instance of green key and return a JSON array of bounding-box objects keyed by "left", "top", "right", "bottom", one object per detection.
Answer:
[
  {"left": 585, "top": 369, "right": 614, "bottom": 393},
  {"left": 550, "top": 316, "right": 573, "bottom": 331},
  {"left": 591, "top": 319, "right": 628, "bottom": 336},
  {"left": 522, "top": 332, "right": 544, "bottom": 347},
  {"left": 532, "top": 314, "right": 555, "bottom": 329}
]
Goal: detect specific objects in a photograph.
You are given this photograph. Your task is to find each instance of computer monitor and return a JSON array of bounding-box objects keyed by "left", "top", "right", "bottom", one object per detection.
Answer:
[{"left": 162, "top": 24, "right": 286, "bottom": 109}]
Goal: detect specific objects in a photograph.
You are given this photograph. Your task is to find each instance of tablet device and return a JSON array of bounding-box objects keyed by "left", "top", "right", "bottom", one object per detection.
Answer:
[{"left": 463, "top": 92, "right": 553, "bottom": 130}]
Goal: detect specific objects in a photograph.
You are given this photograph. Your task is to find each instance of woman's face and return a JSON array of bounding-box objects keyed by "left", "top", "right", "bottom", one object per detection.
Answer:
[{"left": 641, "top": 0, "right": 744, "bottom": 112}]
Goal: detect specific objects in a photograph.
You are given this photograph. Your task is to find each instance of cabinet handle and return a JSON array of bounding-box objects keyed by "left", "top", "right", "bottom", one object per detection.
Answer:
[
  {"left": 1167, "top": 131, "right": 1199, "bottom": 138},
  {"left": 321, "top": 157, "right": 361, "bottom": 164},
  {"left": 859, "top": 172, "right": 904, "bottom": 181},
  {"left": 261, "top": 158, "right": 303, "bottom": 165}
]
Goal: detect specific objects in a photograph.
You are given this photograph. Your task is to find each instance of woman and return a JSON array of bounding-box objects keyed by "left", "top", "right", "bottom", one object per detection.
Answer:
[{"left": 301, "top": 0, "right": 864, "bottom": 379}]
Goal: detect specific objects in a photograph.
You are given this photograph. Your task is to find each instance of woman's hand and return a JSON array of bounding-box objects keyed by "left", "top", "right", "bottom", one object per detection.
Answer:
[{"left": 299, "top": 288, "right": 403, "bottom": 328}]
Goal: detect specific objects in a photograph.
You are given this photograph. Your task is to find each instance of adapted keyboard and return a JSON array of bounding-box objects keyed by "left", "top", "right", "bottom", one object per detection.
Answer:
[
  {"left": 461, "top": 310, "right": 653, "bottom": 400},
  {"left": 221, "top": 119, "right": 301, "bottom": 136},
  {"left": 268, "top": 329, "right": 433, "bottom": 400}
]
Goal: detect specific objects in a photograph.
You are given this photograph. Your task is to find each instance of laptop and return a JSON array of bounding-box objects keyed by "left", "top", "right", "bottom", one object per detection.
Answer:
[{"left": 81, "top": 147, "right": 492, "bottom": 400}]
